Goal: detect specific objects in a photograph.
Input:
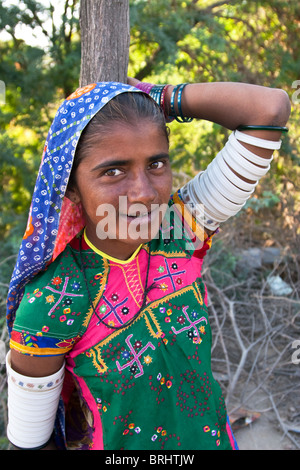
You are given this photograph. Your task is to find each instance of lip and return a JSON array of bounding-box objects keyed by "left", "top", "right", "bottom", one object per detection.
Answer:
[
  {"left": 120, "top": 213, "right": 153, "bottom": 226},
  {"left": 119, "top": 206, "right": 161, "bottom": 226}
]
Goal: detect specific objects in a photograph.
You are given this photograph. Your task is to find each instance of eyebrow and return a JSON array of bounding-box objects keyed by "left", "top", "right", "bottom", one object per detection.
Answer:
[{"left": 91, "top": 153, "right": 170, "bottom": 172}]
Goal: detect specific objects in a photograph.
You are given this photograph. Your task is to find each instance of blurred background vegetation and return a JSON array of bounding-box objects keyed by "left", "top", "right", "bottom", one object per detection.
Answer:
[{"left": 0, "top": 0, "right": 299, "bottom": 449}]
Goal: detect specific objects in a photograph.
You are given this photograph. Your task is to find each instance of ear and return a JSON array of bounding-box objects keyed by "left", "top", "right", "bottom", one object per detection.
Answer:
[{"left": 65, "top": 186, "right": 81, "bottom": 205}]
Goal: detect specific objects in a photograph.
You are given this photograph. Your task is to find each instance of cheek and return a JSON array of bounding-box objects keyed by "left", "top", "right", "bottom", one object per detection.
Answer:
[
  {"left": 160, "top": 171, "right": 173, "bottom": 199},
  {"left": 78, "top": 180, "right": 114, "bottom": 206}
]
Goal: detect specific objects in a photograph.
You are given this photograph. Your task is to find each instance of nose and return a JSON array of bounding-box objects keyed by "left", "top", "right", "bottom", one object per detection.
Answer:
[{"left": 127, "top": 170, "right": 157, "bottom": 206}]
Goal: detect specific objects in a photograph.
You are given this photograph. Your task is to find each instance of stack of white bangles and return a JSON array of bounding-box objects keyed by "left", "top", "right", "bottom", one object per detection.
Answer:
[
  {"left": 6, "top": 351, "right": 65, "bottom": 449},
  {"left": 181, "top": 130, "right": 282, "bottom": 230}
]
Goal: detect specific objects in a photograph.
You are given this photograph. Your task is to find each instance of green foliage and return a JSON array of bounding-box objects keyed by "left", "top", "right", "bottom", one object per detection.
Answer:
[
  {"left": 129, "top": 0, "right": 300, "bottom": 179},
  {"left": 0, "top": 0, "right": 81, "bottom": 314},
  {"left": 244, "top": 190, "right": 281, "bottom": 213},
  {"left": 207, "top": 238, "right": 238, "bottom": 289}
]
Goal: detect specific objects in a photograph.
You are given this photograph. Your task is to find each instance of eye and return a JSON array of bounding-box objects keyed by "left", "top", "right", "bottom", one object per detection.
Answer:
[
  {"left": 104, "top": 168, "right": 123, "bottom": 177},
  {"left": 149, "top": 160, "right": 165, "bottom": 170}
]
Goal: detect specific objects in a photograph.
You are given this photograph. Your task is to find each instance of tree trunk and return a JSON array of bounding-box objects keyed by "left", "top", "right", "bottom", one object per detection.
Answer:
[{"left": 79, "top": 0, "right": 130, "bottom": 86}]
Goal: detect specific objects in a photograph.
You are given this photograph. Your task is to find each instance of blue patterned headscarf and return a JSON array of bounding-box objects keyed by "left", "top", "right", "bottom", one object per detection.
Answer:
[{"left": 6, "top": 82, "right": 142, "bottom": 334}]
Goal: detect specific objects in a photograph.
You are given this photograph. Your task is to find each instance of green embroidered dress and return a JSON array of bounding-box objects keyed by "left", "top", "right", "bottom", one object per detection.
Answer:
[{"left": 10, "top": 193, "right": 237, "bottom": 450}]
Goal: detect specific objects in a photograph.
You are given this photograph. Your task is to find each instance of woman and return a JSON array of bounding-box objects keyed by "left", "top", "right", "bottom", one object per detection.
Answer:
[{"left": 6, "top": 79, "right": 290, "bottom": 450}]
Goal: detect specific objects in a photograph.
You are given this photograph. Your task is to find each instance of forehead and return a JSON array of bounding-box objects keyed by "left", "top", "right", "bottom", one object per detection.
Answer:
[{"left": 80, "top": 120, "right": 169, "bottom": 166}]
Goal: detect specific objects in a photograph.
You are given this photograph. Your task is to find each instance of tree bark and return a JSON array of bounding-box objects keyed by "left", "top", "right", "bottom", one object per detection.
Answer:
[{"left": 79, "top": 0, "right": 130, "bottom": 86}]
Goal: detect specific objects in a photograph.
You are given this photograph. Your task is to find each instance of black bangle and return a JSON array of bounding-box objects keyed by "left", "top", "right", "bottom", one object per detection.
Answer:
[
  {"left": 176, "top": 84, "right": 193, "bottom": 123},
  {"left": 170, "top": 84, "right": 179, "bottom": 118},
  {"left": 237, "top": 125, "right": 288, "bottom": 133},
  {"left": 170, "top": 83, "right": 193, "bottom": 123}
]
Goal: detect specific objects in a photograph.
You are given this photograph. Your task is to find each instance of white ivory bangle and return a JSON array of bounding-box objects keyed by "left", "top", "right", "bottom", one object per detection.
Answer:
[
  {"left": 205, "top": 163, "right": 252, "bottom": 204},
  {"left": 228, "top": 133, "right": 274, "bottom": 166},
  {"left": 213, "top": 151, "right": 259, "bottom": 192},
  {"left": 222, "top": 145, "right": 270, "bottom": 179},
  {"left": 190, "top": 174, "right": 231, "bottom": 219},
  {"left": 181, "top": 181, "right": 221, "bottom": 230},
  {"left": 180, "top": 131, "right": 281, "bottom": 228},
  {"left": 193, "top": 179, "right": 236, "bottom": 220},
  {"left": 199, "top": 171, "right": 245, "bottom": 212},
  {"left": 6, "top": 351, "right": 65, "bottom": 449},
  {"left": 234, "top": 130, "right": 282, "bottom": 150},
  {"left": 225, "top": 141, "right": 271, "bottom": 175}
]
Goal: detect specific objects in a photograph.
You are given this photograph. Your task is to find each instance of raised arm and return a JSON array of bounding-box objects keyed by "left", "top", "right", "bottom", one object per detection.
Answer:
[
  {"left": 129, "top": 78, "right": 290, "bottom": 133},
  {"left": 130, "top": 78, "right": 291, "bottom": 234},
  {"left": 164, "top": 81, "right": 290, "bottom": 132}
]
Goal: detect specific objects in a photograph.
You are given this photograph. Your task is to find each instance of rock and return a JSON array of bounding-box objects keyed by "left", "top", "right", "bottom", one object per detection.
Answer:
[
  {"left": 237, "top": 248, "right": 262, "bottom": 270},
  {"left": 261, "top": 247, "right": 281, "bottom": 265},
  {"left": 236, "top": 247, "right": 282, "bottom": 272},
  {"left": 267, "top": 275, "right": 293, "bottom": 296}
]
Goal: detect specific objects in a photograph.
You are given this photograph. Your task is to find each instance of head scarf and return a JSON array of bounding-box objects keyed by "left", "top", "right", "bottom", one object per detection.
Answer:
[{"left": 6, "top": 82, "right": 142, "bottom": 334}]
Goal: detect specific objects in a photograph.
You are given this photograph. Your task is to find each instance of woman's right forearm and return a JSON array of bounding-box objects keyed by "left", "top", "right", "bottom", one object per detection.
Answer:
[{"left": 164, "top": 82, "right": 290, "bottom": 131}]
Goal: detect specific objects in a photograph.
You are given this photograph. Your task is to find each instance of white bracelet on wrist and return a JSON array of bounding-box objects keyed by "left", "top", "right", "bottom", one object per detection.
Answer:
[{"left": 6, "top": 351, "right": 65, "bottom": 449}]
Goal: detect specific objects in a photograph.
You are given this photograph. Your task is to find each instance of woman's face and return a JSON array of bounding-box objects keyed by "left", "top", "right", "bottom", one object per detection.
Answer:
[{"left": 68, "top": 120, "right": 172, "bottom": 260}]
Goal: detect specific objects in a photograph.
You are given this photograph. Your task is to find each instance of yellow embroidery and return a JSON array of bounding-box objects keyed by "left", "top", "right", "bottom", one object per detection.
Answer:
[
  {"left": 172, "top": 191, "right": 207, "bottom": 242},
  {"left": 150, "top": 249, "right": 189, "bottom": 258},
  {"left": 143, "top": 310, "right": 163, "bottom": 339},
  {"left": 111, "top": 260, "right": 144, "bottom": 308},
  {"left": 84, "top": 229, "right": 142, "bottom": 264},
  {"left": 88, "top": 347, "right": 108, "bottom": 374},
  {"left": 9, "top": 339, "right": 71, "bottom": 356}
]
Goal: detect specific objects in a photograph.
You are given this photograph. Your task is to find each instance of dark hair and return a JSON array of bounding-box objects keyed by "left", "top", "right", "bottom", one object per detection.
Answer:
[{"left": 68, "top": 92, "right": 170, "bottom": 189}]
